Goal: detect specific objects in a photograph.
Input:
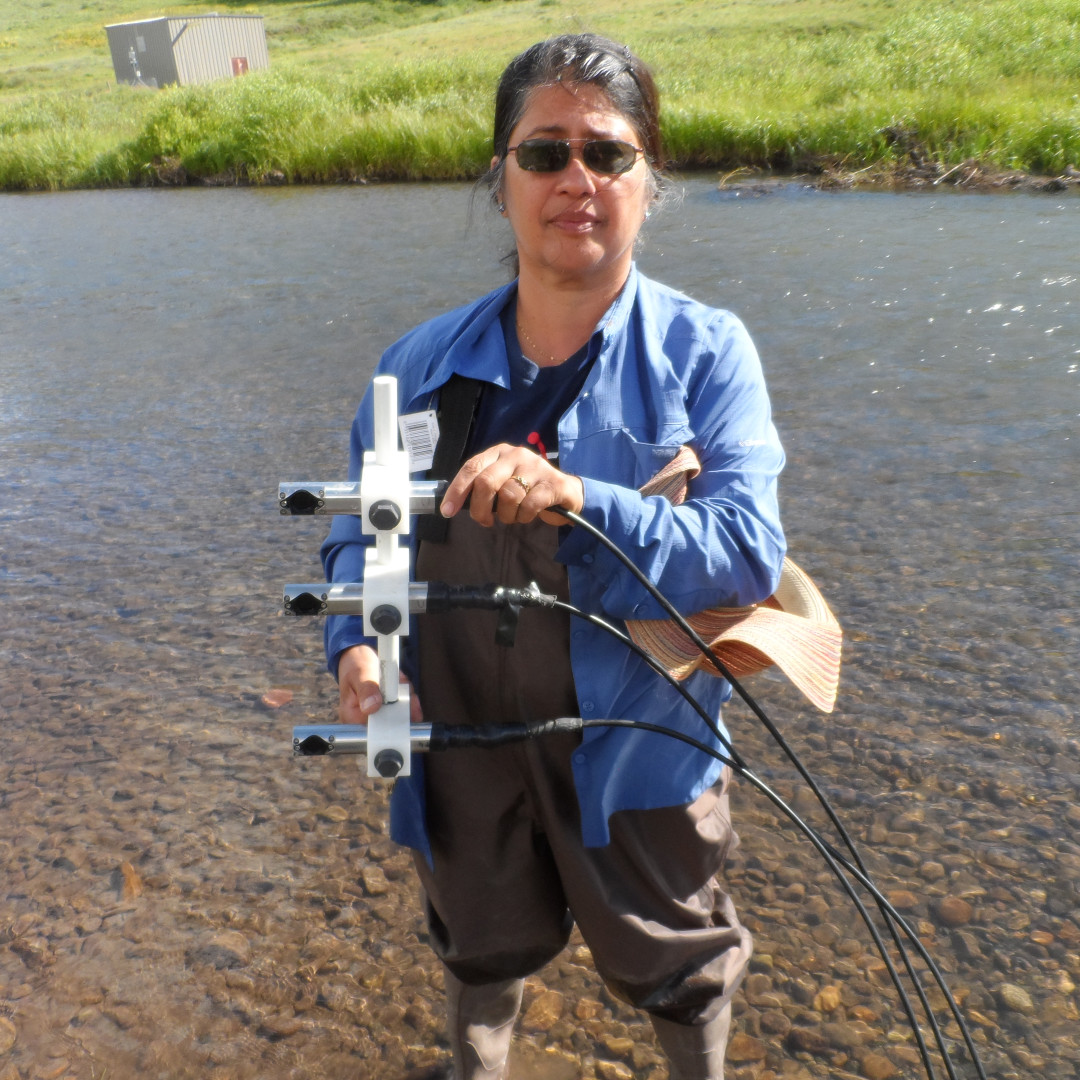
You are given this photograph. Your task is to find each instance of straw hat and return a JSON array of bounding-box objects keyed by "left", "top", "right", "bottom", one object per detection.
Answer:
[{"left": 625, "top": 448, "right": 843, "bottom": 713}]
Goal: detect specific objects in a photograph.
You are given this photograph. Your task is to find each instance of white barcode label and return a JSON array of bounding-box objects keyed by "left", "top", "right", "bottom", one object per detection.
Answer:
[{"left": 398, "top": 410, "right": 439, "bottom": 472}]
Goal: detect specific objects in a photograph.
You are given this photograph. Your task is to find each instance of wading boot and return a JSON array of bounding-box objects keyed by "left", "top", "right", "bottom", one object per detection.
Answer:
[
  {"left": 649, "top": 1001, "right": 732, "bottom": 1080},
  {"left": 445, "top": 969, "right": 524, "bottom": 1080}
]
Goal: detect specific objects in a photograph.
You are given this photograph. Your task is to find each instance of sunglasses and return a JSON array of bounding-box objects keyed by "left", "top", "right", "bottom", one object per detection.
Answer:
[{"left": 507, "top": 138, "right": 643, "bottom": 176}]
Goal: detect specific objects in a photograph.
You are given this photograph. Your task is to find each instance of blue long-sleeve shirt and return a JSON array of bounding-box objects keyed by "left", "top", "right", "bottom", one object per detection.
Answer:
[{"left": 321, "top": 266, "right": 786, "bottom": 859}]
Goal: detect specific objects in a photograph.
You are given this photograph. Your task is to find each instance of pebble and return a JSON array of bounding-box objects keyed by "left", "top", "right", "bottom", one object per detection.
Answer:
[
  {"left": 932, "top": 895, "right": 974, "bottom": 927},
  {"left": 832, "top": 1021, "right": 875, "bottom": 1050},
  {"left": 759, "top": 1009, "right": 791, "bottom": 1036},
  {"left": 188, "top": 930, "right": 252, "bottom": 970},
  {"left": 361, "top": 865, "right": 390, "bottom": 896},
  {"left": 728, "top": 1032, "right": 768, "bottom": 1062},
  {"left": 120, "top": 860, "right": 143, "bottom": 900},
  {"left": 997, "top": 983, "right": 1035, "bottom": 1014},
  {"left": 261, "top": 1014, "right": 305, "bottom": 1037},
  {"left": 261, "top": 688, "right": 294, "bottom": 708},
  {"left": 787, "top": 1027, "right": 829, "bottom": 1055},
  {"left": 575, "top": 997, "right": 604, "bottom": 1020},
  {"left": 595, "top": 1062, "right": 634, "bottom": 1080},
  {"left": 102, "top": 1004, "right": 140, "bottom": 1030},
  {"left": 34, "top": 1059, "right": 70, "bottom": 1080},
  {"left": 858, "top": 1051, "right": 898, "bottom": 1080},
  {"left": 521, "top": 990, "right": 565, "bottom": 1032},
  {"left": 884, "top": 890, "right": 919, "bottom": 912},
  {"left": 599, "top": 1034, "right": 635, "bottom": 1058}
]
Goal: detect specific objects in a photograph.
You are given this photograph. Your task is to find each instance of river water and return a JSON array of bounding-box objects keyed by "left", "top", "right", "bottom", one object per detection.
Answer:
[{"left": 0, "top": 177, "right": 1078, "bottom": 1080}]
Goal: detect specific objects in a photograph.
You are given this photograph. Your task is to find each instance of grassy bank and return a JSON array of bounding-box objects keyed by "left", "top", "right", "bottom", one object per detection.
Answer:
[{"left": 1, "top": 0, "right": 1079, "bottom": 190}]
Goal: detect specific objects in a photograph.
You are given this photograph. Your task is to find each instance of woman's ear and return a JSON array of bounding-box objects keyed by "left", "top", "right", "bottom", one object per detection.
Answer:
[{"left": 491, "top": 156, "right": 507, "bottom": 214}]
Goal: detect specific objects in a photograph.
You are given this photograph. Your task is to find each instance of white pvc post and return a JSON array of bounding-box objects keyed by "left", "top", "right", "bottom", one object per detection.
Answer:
[{"left": 359, "top": 375, "right": 413, "bottom": 778}]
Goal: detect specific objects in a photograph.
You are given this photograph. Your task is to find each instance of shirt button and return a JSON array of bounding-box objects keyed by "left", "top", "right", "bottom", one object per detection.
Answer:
[
  {"left": 581, "top": 701, "right": 595, "bottom": 713},
  {"left": 573, "top": 753, "right": 587, "bottom": 765},
  {"left": 582, "top": 554, "right": 594, "bottom": 565}
]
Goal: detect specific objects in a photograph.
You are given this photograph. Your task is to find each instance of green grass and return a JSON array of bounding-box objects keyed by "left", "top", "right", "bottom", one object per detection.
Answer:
[{"left": 1, "top": 0, "right": 1079, "bottom": 190}]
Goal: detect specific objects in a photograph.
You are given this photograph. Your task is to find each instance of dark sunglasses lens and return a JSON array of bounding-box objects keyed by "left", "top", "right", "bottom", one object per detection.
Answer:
[
  {"left": 584, "top": 140, "right": 638, "bottom": 174},
  {"left": 515, "top": 140, "right": 570, "bottom": 172}
]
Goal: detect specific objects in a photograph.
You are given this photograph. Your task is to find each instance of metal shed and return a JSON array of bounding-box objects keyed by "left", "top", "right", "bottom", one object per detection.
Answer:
[{"left": 105, "top": 14, "right": 269, "bottom": 88}]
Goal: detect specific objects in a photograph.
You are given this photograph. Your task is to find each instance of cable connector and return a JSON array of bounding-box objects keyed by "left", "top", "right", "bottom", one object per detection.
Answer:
[
  {"left": 423, "top": 581, "right": 557, "bottom": 614},
  {"left": 428, "top": 716, "right": 583, "bottom": 751}
]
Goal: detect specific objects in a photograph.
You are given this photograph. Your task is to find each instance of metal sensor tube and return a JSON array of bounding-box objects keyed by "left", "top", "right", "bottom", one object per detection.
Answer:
[
  {"left": 292, "top": 723, "right": 434, "bottom": 757},
  {"left": 282, "top": 581, "right": 434, "bottom": 617},
  {"left": 278, "top": 479, "right": 446, "bottom": 517}
]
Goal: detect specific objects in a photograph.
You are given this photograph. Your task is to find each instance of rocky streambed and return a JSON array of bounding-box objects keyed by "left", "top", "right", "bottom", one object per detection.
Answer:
[{"left": 2, "top": 651, "right": 1078, "bottom": 1080}]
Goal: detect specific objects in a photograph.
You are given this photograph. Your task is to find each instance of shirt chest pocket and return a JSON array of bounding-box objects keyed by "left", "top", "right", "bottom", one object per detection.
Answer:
[
  {"left": 564, "top": 387, "right": 694, "bottom": 486},
  {"left": 617, "top": 388, "right": 694, "bottom": 486},
  {"left": 618, "top": 430, "right": 691, "bottom": 488}
]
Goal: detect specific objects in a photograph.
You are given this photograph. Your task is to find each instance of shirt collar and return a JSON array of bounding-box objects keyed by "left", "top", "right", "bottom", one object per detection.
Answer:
[
  {"left": 415, "top": 264, "right": 641, "bottom": 398},
  {"left": 596, "top": 263, "right": 640, "bottom": 346},
  {"left": 416, "top": 280, "right": 518, "bottom": 399}
]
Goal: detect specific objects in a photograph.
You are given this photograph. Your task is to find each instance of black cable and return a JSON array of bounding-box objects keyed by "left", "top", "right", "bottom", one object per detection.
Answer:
[
  {"left": 429, "top": 704, "right": 978, "bottom": 1079},
  {"left": 549, "top": 600, "right": 741, "bottom": 770},
  {"left": 550, "top": 513, "right": 987, "bottom": 1080},
  {"left": 579, "top": 720, "right": 977, "bottom": 1080},
  {"left": 559, "top": 508, "right": 866, "bottom": 873},
  {"left": 546, "top": 598, "right": 948, "bottom": 1080},
  {"left": 816, "top": 843, "right": 984, "bottom": 1080}
]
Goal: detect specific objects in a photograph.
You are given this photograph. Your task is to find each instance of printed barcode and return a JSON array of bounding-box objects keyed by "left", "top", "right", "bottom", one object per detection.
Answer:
[
  {"left": 401, "top": 416, "right": 434, "bottom": 455},
  {"left": 398, "top": 409, "right": 439, "bottom": 472}
]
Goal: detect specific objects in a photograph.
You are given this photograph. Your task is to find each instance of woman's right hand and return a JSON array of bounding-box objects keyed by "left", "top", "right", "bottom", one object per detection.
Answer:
[{"left": 336, "top": 644, "right": 423, "bottom": 724}]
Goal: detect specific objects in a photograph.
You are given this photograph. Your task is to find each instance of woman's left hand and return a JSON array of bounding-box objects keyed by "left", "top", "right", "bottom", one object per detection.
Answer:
[{"left": 440, "top": 443, "right": 584, "bottom": 527}]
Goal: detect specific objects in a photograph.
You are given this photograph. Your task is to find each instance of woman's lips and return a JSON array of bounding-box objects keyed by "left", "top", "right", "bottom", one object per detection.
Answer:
[{"left": 552, "top": 212, "right": 600, "bottom": 231}]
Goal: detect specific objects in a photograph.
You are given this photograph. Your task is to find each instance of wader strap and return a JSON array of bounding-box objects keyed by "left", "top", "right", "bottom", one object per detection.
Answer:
[{"left": 414, "top": 374, "right": 485, "bottom": 543}]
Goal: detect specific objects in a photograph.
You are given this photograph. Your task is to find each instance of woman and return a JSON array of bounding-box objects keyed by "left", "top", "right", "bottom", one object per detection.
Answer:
[{"left": 321, "top": 34, "right": 786, "bottom": 1080}]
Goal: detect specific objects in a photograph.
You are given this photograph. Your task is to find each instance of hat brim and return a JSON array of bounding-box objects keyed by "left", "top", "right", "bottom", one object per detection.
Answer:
[
  {"left": 629, "top": 448, "right": 843, "bottom": 713},
  {"left": 626, "top": 558, "right": 843, "bottom": 713}
]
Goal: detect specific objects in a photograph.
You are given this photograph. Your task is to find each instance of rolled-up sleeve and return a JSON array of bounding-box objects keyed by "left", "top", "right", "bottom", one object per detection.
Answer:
[{"left": 557, "top": 304, "right": 785, "bottom": 620}]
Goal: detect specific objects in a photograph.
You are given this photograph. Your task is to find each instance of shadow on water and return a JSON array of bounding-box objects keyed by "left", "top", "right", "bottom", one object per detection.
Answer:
[{"left": 0, "top": 178, "right": 1078, "bottom": 1079}]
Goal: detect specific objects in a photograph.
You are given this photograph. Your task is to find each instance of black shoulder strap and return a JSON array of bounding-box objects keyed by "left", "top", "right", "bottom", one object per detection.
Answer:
[{"left": 414, "top": 374, "right": 484, "bottom": 543}]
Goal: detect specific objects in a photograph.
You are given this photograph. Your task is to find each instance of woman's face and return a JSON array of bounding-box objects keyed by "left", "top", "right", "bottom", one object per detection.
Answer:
[{"left": 497, "top": 80, "right": 651, "bottom": 290}]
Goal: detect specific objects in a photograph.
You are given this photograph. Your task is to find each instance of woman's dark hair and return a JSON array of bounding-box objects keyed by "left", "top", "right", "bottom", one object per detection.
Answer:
[{"left": 483, "top": 34, "right": 666, "bottom": 207}]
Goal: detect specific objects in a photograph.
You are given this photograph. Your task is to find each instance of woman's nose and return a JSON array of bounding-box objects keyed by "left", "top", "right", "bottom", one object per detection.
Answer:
[{"left": 557, "top": 150, "right": 600, "bottom": 192}]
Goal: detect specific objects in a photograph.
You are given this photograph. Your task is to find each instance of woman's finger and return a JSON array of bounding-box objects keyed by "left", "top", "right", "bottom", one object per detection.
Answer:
[
  {"left": 337, "top": 645, "right": 382, "bottom": 723},
  {"left": 440, "top": 446, "right": 506, "bottom": 519},
  {"left": 442, "top": 444, "right": 584, "bottom": 527}
]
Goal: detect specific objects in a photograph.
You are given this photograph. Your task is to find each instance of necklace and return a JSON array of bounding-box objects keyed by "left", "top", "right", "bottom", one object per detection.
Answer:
[{"left": 516, "top": 319, "right": 567, "bottom": 367}]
